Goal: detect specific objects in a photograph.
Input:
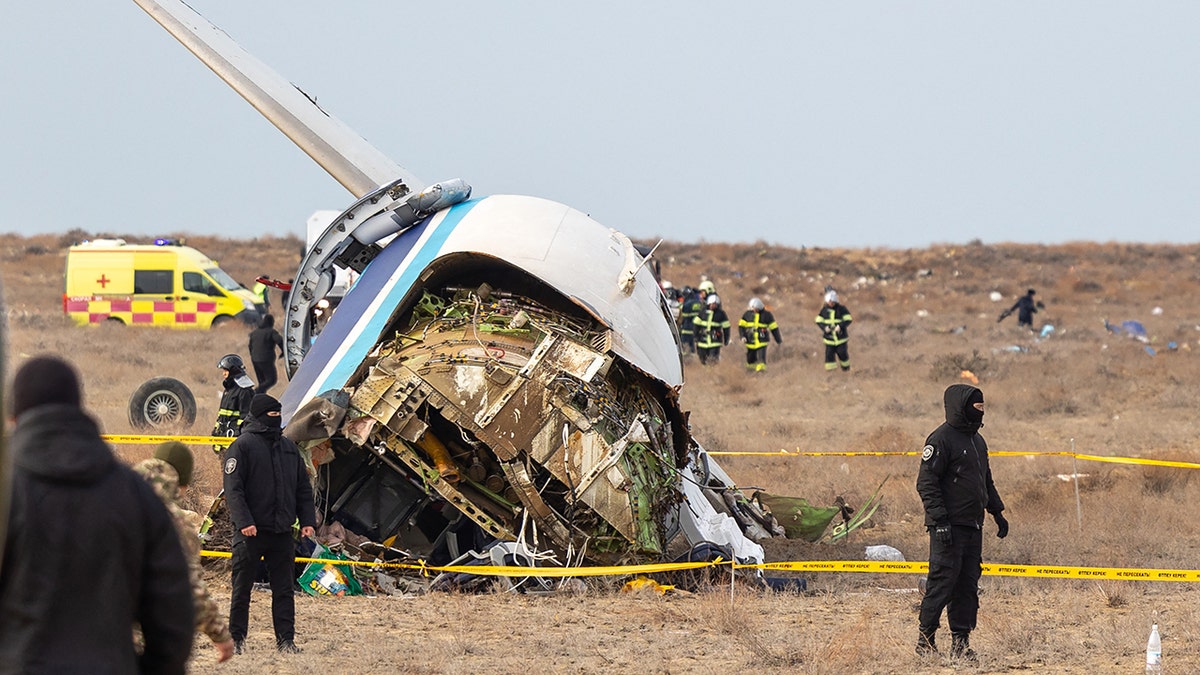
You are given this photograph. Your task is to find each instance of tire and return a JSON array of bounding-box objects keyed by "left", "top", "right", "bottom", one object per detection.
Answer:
[
  {"left": 210, "top": 315, "right": 233, "bottom": 329},
  {"left": 128, "top": 377, "right": 197, "bottom": 430}
]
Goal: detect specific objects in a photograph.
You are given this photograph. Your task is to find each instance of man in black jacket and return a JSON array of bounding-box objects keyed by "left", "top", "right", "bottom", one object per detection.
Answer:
[
  {"left": 248, "top": 314, "right": 285, "bottom": 394},
  {"left": 0, "top": 356, "right": 194, "bottom": 673},
  {"left": 915, "top": 384, "right": 1009, "bottom": 660},
  {"left": 224, "top": 394, "right": 317, "bottom": 655}
]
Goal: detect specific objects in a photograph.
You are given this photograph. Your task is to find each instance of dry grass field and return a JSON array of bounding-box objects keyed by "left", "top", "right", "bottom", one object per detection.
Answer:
[{"left": 4, "top": 232, "right": 1200, "bottom": 674}]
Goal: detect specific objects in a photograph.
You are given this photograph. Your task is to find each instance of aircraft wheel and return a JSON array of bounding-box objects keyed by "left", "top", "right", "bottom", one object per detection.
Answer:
[{"left": 129, "top": 377, "right": 197, "bottom": 430}]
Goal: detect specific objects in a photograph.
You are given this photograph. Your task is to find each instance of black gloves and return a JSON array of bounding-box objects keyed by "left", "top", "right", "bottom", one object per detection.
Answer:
[
  {"left": 993, "top": 512, "right": 1009, "bottom": 539},
  {"left": 932, "top": 524, "right": 952, "bottom": 545}
]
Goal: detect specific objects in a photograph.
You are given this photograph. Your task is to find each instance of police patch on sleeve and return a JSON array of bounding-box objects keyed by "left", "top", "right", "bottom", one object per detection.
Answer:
[
  {"left": 921, "top": 445, "right": 934, "bottom": 461},
  {"left": 224, "top": 457, "right": 237, "bottom": 474}
]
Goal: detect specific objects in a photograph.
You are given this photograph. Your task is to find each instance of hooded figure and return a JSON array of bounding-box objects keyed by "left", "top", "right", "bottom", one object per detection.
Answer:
[
  {"left": 248, "top": 315, "right": 285, "bottom": 394},
  {"left": 1, "top": 356, "right": 194, "bottom": 673},
  {"left": 914, "top": 384, "right": 1008, "bottom": 660}
]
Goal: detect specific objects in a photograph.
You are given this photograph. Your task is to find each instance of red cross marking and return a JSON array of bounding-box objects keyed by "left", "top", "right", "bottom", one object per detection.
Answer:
[{"left": 97, "top": 274, "right": 111, "bottom": 288}]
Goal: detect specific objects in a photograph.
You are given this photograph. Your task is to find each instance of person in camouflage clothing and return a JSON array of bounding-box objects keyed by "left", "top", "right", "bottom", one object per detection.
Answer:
[{"left": 136, "top": 442, "right": 235, "bottom": 663}]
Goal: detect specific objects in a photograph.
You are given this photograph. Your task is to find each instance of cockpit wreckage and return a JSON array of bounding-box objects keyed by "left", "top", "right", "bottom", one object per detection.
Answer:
[{"left": 134, "top": 0, "right": 880, "bottom": 591}]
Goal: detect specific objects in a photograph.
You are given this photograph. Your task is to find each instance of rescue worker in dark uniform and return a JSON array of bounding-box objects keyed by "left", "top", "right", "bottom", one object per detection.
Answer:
[
  {"left": 739, "top": 297, "right": 782, "bottom": 372},
  {"left": 248, "top": 315, "right": 285, "bottom": 394},
  {"left": 213, "top": 354, "right": 255, "bottom": 453},
  {"left": 693, "top": 294, "right": 730, "bottom": 365},
  {"left": 814, "top": 290, "right": 852, "bottom": 372},
  {"left": 997, "top": 288, "right": 1041, "bottom": 330},
  {"left": 678, "top": 287, "right": 704, "bottom": 355},
  {"left": 916, "top": 384, "right": 1009, "bottom": 660},
  {"left": 223, "top": 394, "right": 317, "bottom": 655}
]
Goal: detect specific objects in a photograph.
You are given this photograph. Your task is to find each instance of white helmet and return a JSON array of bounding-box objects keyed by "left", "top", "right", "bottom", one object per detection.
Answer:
[
  {"left": 661, "top": 280, "right": 673, "bottom": 291},
  {"left": 707, "top": 293, "right": 721, "bottom": 307},
  {"left": 749, "top": 297, "right": 764, "bottom": 311},
  {"left": 824, "top": 290, "right": 838, "bottom": 304}
]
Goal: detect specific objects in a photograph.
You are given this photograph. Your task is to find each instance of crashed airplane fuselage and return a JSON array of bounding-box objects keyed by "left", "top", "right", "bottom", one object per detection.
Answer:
[{"left": 133, "top": 0, "right": 765, "bottom": 569}]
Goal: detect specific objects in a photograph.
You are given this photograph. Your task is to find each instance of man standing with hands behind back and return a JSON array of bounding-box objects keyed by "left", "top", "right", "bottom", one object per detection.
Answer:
[
  {"left": 223, "top": 393, "right": 316, "bottom": 655},
  {"left": 916, "top": 384, "right": 1008, "bottom": 661}
]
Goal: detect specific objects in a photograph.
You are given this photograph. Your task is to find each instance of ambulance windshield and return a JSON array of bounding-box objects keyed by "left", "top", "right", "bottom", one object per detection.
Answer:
[{"left": 206, "top": 267, "right": 244, "bottom": 292}]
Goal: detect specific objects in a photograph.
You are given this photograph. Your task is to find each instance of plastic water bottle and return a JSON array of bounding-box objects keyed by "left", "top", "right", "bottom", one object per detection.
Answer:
[{"left": 1146, "top": 622, "right": 1162, "bottom": 674}]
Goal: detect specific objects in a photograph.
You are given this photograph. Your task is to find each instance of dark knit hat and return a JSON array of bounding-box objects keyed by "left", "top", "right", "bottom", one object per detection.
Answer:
[
  {"left": 250, "top": 394, "right": 282, "bottom": 418},
  {"left": 153, "top": 441, "right": 195, "bottom": 487},
  {"left": 10, "top": 355, "right": 81, "bottom": 418}
]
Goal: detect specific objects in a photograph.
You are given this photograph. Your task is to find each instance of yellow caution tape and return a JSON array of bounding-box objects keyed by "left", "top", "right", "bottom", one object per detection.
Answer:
[
  {"left": 197, "top": 550, "right": 1200, "bottom": 582},
  {"left": 707, "top": 449, "right": 1200, "bottom": 469},
  {"left": 103, "top": 434, "right": 234, "bottom": 446}
]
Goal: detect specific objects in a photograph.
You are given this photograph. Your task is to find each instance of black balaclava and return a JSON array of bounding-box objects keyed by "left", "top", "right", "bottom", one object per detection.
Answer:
[
  {"left": 250, "top": 393, "right": 283, "bottom": 429},
  {"left": 964, "top": 388, "right": 985, "bottom": 430},
  {"left": 944, "top": 383, "right": 984, "bottom": 434}
]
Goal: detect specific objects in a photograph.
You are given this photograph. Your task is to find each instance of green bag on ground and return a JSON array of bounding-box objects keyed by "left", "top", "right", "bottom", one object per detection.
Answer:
[
  {"left": 752, "top": 492, "right": 841, "bottom": 542},
  {"left": 299, "top": 543, "right": 363, "bottom": 597}
]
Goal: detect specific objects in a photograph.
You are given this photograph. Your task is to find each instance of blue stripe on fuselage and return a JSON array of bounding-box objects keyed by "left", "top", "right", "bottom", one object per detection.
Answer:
[{"left": 280, "top": 199, "right": 480, "bottom": 421}]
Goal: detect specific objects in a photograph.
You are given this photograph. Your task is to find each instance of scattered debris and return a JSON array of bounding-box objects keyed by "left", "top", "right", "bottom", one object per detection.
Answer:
[
  {"left": 865, "top": 545, "right": 905, "bottom": 562},
  {"left": 1103, "top": 319, "right": 1149, "bottom": 343}
]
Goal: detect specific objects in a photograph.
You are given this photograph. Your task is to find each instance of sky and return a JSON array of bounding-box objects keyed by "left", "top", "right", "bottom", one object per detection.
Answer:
[{"left": 1, "top": 2, "right": 1197, "bottom": 250}]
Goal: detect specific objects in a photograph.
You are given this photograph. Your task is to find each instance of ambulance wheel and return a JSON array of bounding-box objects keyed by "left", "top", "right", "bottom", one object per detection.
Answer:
[
  {"left": 128, "top": 377, "right": 197, "bottom": 430},
  {"left": 210, "top": 315, "right": 233, "bottom": 329}
]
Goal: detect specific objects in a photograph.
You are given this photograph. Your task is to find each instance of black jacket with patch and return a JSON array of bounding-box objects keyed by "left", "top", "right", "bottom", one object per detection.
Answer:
[
  {"left": 916, "top": 384, "right": 1005, "bottom": 529},
  {"left": 0, "top": 405, "right": 194, "bottom": 674},
  {"left": 223, "top": 416, "right": 317, "bottom": 535}
]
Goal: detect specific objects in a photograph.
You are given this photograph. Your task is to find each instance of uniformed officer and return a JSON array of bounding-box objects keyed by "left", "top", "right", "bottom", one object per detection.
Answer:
[
  {"left": 693, "top": 294, "right": 730, "bottom": 365},
  {"left": 224, "top": 394, "right": 316, "bottom": 655},
  {"left": 814, "top": 290, "right": 852, "bottom": 372},
  {"left": 678, "top": 287, "right": 704, "bottom": 355},
  {"left": 738, "top": 297, "right": 782, "bottom": 372},
  {"left": 213, "top": 354, "right": 254, "bottom": 453},
  {"left": 915, "top": 384, "right": 1009, "bottom": 660}
]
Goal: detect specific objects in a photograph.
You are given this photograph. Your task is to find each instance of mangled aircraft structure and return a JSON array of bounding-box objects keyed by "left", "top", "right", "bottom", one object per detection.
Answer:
[{"left": 134, "top": 0, "right": 860, "bottom": 581}]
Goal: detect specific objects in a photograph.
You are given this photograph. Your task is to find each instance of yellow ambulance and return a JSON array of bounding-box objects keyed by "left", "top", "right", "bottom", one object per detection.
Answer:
[{"left": 63, "top": 239, "right": 261, "bottom": 328}]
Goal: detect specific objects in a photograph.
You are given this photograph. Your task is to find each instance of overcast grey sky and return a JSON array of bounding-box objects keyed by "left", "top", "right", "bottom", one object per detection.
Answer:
[{"left": 2, "top": 2, "right": 1196, "bottom": 249}]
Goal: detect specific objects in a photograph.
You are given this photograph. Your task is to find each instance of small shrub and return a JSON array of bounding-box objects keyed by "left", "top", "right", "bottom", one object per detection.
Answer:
[{"left": 928, "top": 350, "right": 989, "bottom": 381}]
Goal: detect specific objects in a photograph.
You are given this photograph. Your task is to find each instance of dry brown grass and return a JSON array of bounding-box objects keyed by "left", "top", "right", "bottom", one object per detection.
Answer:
[{"left": 6, "top": 234, "right": 1200, "bottom": 673}]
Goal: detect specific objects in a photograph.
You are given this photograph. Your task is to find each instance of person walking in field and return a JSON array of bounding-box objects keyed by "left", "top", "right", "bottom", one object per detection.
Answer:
[
  {"left": 693, "top": 293, "right": 730, "bottom": 365},
  {"left": 915, "top": 384, "right": 1009, "bottom": 660},
  {"left": 248, "top": 314, "right": 285, "bottom": 394},
  {"left": 815, "top": 290, "right": 852, "bottom": 372},
  {"left": 0, "top": 356, "right": 194, "bottom": 673},
  {"left": 224, "top": 394, "right": 317, "bottom": 655},
  {"left": 738, "top": 297, "right": 782, "bottom": 372},
  {"left": 997, "top": 288, "right": 1042, "bottom": 330}
]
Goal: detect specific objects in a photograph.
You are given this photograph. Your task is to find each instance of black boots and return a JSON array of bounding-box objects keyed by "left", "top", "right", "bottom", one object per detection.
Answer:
[
  {"left": 918, "top": 630, "right": 979, "bottom": 661},
  {"left": 915, "top": 631, "right": 937, "bottom": 656},
  {"left": 951, "top": 632, "right": 978, "bottom": 661}
]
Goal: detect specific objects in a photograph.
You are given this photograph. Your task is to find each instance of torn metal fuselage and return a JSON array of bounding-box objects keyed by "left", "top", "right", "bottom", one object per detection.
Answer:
[
  {"left": 280, "top": 196, "right": 763, "bottom": 568},
  {"left": 330, "top": 282, "right": 684, "bottom": 565}
]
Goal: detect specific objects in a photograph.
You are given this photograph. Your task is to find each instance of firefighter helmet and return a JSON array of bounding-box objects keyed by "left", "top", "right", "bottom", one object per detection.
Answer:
[
  {"left": 698, "top": 280, "right": 716, "bottom": 294},
  {"left": 749, "top": 297, "right": 764, "bottom": 311}
]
